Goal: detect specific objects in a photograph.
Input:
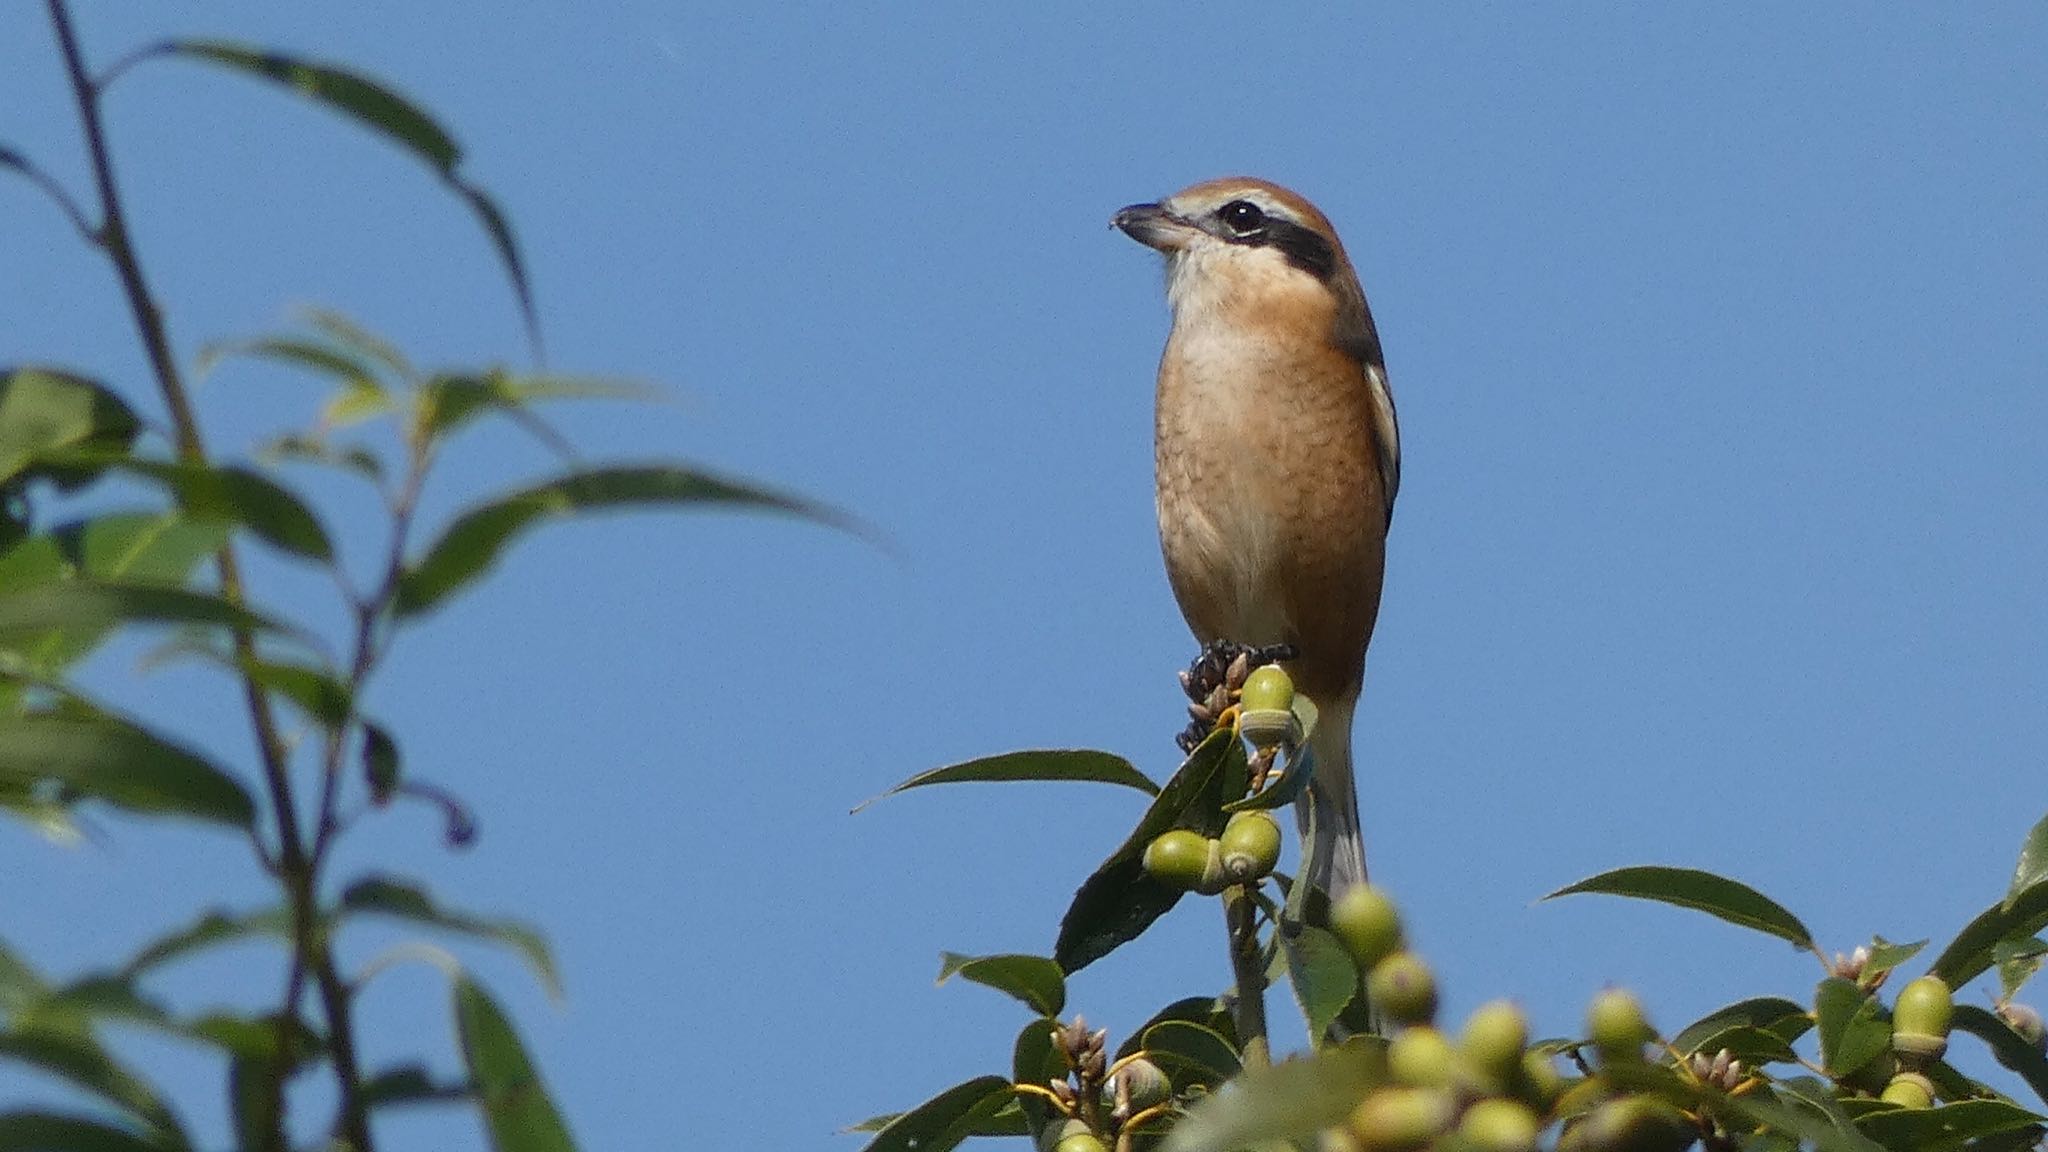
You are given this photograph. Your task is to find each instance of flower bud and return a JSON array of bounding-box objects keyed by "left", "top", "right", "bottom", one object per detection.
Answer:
[
  {"left": 1998, "top": 1001, "right": 2047, "bottom": 1052},
  {"left": 1142, "top": 830, "right": 1211, "bottom": 891},
  {"left": 1366, "top": 952, "right": 1439, "bottom": 1029},
  {"left": 1329, "top": 885, "right": 1404, "bottom": 971},
  {"left": 1219, "top": 810, "right": 1283, "bottom": 881},
  {"left": 1892, "top": 976, "right": 1952, "bottom": 1061},
  {"left": 1113, "top": 1057, "right": 1171, "bottom": 1111},
  {"left": 1587, "top": 988, "right": 1655, "bottom": 1064},
  {"left": 1347, "top": 1087, "right": 1453, "bottom": 1152},
  {"left": 1459, "top": 1099, "right": 1541, "bottom": 1152}
]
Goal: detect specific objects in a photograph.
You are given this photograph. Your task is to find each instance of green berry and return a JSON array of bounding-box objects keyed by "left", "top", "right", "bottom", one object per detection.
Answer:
[
  {"left": 1516, "top": 1049, "right": 1565, "bottom": 1111},
  {"left": 1330, "top": 885, "right": 1404, "bottom": 970},
  {"left": 1347, "top": 1087, "right": 1453, "bottom": 1152},
  {"left": 1459, "top": 1098, "right": 1541, "bottom": 1152},
  {"left": 1587, "top": 988, "right": 1655, "bottom": 1063},
  {"left": 1893, "top": 976, "right": 1953, "bottom": 1060},
  {"left": 1562, "top": 1094, "right": 1693, "bottom": 1152},
  {"left": 1239, "top": 665, "right": 1295, "bottom": 713},
  {"left": 1052, "top": 1134, "right": 1107, "bottom": 1152},
  {"left": 1142, "top": 830, "right": 1211, "bottom": 891},
  {"left": 1879, "top": 1071, "right": 1934, "bottom": 1109},
  {"left": 1387, "top": 1026, "right": 1457, "bottom": 1088},
  {"left": 1219, "top": 810, "right": 1283, "bottom": 880},
  {"left": 1038, "top": 1118, "right": 1093, "bottom": 1152},
  {"left": 1367, "top": 952, "right": 1439, "bottom": 1028},
  {"left": 1460, "top": 1000, "right": 1531, "bottom": 1087}
]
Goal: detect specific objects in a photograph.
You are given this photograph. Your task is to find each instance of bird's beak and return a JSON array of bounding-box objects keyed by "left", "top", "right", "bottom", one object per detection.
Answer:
[{"left": 1113, "top": 202, "right": 1195, "bottom": 252}]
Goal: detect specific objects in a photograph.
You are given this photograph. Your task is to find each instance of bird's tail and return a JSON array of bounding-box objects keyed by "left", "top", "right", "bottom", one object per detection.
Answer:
[{"left": 1296, "top": 689, "right": 1367, "bottom": 894}]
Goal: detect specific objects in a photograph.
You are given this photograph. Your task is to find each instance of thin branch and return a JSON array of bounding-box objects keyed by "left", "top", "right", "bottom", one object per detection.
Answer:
[{"left": 0, "top": 149, "right": 99, "bottom": 243}]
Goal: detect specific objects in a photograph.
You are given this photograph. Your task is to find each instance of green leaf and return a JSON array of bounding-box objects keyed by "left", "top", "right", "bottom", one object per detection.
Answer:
[
  {"left": 362, "top": 1063, "right": 472, "bottom": 1109},
  {"left": 118, "top": 907, "right": 292, "bottom": 981},
  {"left": 857, "top": 750, "right": 1157, "bottom": 812},
  {"left": 0, "top": 1032, "right": 183, "bottom": 1144},
  {"left": 227, "top": 1055, "right": 280, "bottom": 1152},
  {"left": 2009, "top": 813, "right": 2048, "bottom": 912},
  {"left": 153, "top": 42, "right": 542, "bottom": 354},
  {"left": 1011, "top": 1017, "right": 1061, "bottom": 1139},
  {"left": 1160, "top": 1039, "right": 1385, "bottom": 1152},
  {"left": 0, "top": 369, "right": 138, "bottom": 487},
  {"left": 935, "top": 953, "right": 1064, "bottom": 1016},
  {"left": 395, "top": 465, "right": 856, "bottom": 617},
  {"left": 1280, "top": 925, "right": 1357, "bottom": 1043},
  {"left": 50, "top": 455, "right": 334, "bottom": 562},
  {"left": 1544, "top": 865, "right": 1815, "bottom": 950},
  {"left": 1853, "top": 1099, "right": 2044, "bottom": 1151},
  {"left": 1815, "top": 977, "right": 1891, "bottom": 1080},
  {"left": 1115, "top": 996, "right": 1231, "bottom": 1061},
  {"left": 198, "top": 335, "right": 383, "bottom": 394},
  {"left": 1680, "top": 1024, "right": 1800, "bottom": 1067},
  {"left": 0, "top": 1112, "right": 171, "bottom": 1152},
  {"left": 1053, "top": 728, "right": 1249, "bottom": 972},
  {"left": 419, "top": 371, "right": 657, "bottom": 443},
  {"left": 855, "top": 1076, "right": 1015, "bottom": 1152},
  {"left": 1141, "top": 1020, "right": 1240, "bottom": 1090},
  {"left": 1862, "top": 936, "right": 1929, "bottom": 981},
  {"left": 1717, "top": 1080, "right": 1886, "bottom": 1152},
  {"left": 1953, "top": 1004, "right": 2048, "bottom": 1106},
  {"left": 1929, "top": 882, "right": 2048, "bottom": 988},
  {"left": 1669, "top": 996, "right": 1812, "bottom": 1056},
  {"left": 0, "top": 712, "right": 256, "bottom": 828},
  {"left": 363, "top": 721, "right": 401, "bottom": 803},
  {"left": 342, "top": 875, "right": 560, "bottom": 998},
  {"left": 0, "top": 939, "right": 49, "bottom": 1017},
  {"left": 454, "top": 977, "right": 575, "bottom": 1152},
  {"left": 0, "top": 583, "right": 289, "bottom": 648}
]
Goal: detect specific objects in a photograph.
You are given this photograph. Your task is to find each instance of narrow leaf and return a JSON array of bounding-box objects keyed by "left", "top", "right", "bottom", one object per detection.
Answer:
[
  {"left": 363, "top": 721, "right": 400, "bottom": 803},
  {"left": 1930, "top": 882, "right": 2048, "bottom": 988},
  {"left": 1670, "top": 996, "right": 1812, "bottom": 1056},
  {"left": 152, "top": 41, "right": 542, "bottom": 354},
  {"left": 2010, "top": 812, "right": 2048, "bottom": 912},
  {"left": 1815, "top": 977, "right": 1891, "bottom": 1080},
  {"left": 119, "top": 907, "right": 292, "bottom": 980},
  {"left": 1, "top": 514, "right": 226, "bottom": 679},
  {"left": 857, "top": 750, "right": 1156, "bottom": 811},
  {"left": 935, "top": 953, "right": 1064, "bottom": 1016},
  {"left": 0, "top": 369, "right": 138, "bottom": 486},
  {"left": 855, "top": 1076, "right": 1014, "bottom": 1152},
  {"left": 1544, "top": 865, "right": 1815, "bottom": 950},
  {"left": 46, "top": 454, "right": 334, "bottom": 562},
  {"left": 0, "top": 1112, "right": 170, "bottom": 1152},
  {"left": 1280, "top": 925, "right": 1358, "bottom": 1043},
  {"left": 1952, "top": 1004, "right": 2048, "bottom": 1106},
  {"left": 1853, "top": 1100, "right": 2044, "bottom": 1151},
  {"left": 454, "top": 978, "right": 575, "bottom": 1152},
  {"left": 362, "top": 1063, "right": 472, "bottom": 1109},
  {"left": 0, "top": 713, "right": 256, "bottom": 828},
  {"left": 0, "top": 1032, "right": 182, "bottom": 1142},
  {"left": 1053, "top": 729, "right": 1249, "bottom": 972},
  {"left": 342, "top": 876, "right": 559, "bottom": 998},
  {"left": 0, "top": 583, "right": 288, "bottom": 647},
  {"left": 395, "top": 465, "right": 855, "bottom": 617},
  {"left": 1862, "top": 936, "right": 1929, "bottom": 980}
]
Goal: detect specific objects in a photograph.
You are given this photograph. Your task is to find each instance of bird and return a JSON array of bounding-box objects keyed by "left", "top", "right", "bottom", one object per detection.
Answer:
[{"left": 1113, "top": 177, "right": 1399, "bottom": 896}]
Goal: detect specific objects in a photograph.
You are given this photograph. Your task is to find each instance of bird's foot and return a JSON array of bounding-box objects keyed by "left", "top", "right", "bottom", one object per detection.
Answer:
[{"left": 1175, "top": 640, "right": 1298, "bottom": 753}]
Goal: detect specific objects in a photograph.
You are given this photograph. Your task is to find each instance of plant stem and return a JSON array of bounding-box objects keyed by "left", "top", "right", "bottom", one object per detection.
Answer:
[
  {"left": 43, "top": 5, "right": 373, "bottom": 1148},
  {"left": 1222, "top": 884, "right": 1270, "bottom": 1070}
]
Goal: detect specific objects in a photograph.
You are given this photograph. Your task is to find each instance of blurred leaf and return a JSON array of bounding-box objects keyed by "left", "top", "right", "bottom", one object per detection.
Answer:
[
  {"left": 46, "top": 454, "right": 334, "bottom": 562},
  {"left": 0, "top": 713, "right": 255, "bottom": 829},
  {"left": 1862, "top": 936, "right": 1928, "bottom": 980},
  {"left": 1670, "top": 996, "right": 1812, "bottom": 1056},
  {"left": 854, "top": 1076, "right": 1014, "bottom": 1152},
  {"left": 259, "top": 434, "right": 383, "bottom": 482},
  {"left": 1953, "top": 1004, "right": 2048, "bottom": 1105},
  {"left": 1717, "top": 1080, "right": 1885, "bottom": 1152},
  {"left": 935, "top": 953, "right": 1064, "bottom": 1016},
  {"left": 363, "top": 721, "right": 401, "bottom": 803},
  {"left": 1815, "top": 977, "right": 1890, "bottom": 1080},
  {"left": 1141, "top": 1020, "right": 1240, "bottom": 1091},
  {"left": 362, "top": 1063, "right": 472, "bottom": 1109},
  {"left": 0, "top": 1031, "right": 183, "bottom": 1144},
  {"left": 1544, "top": 865, "right": 1815, "bottom": 950},
  {"left": 342, "top": 875, "right": 559, "bottom": 998},
  {"left": 0, "top": 583, "right": 290, "bottom": 649},
  {"left": 183, "top": 1013, "right": 323, "bottom": 1064},
  {"left": 2011, "top": 812, "right": 2048, "bottom": 912},
  {"left": 1115, "top": 996, "right": 1231, "bottom": 1062},
  {"left": 152, "top": 42, "right": 541, "bottom": 353},
  {"left": 454, "top": 977, "right": 574, "bottom": 1152},
  {"left": 303, "top": 309, "right": 415, "bottom": 379},
  {"left": 1997, "top": 937, "right": 2048, "bottom": 1001},
  {"left": 119, "top": 907, "right": 292, "bottom": 981},
  {"left": 321, "top": 381, "right": 394, "bottom": 431},
  {"left": 1853, "top": 1100, "right": 2043, "bottom": 1151},
  {"left": 1053, "top": 729, "right": 1248, "bottom": 972},
  {"left": 0, "top": 369, "right": 138, "bottom": 487},
  {"left": 395, "top": 465, "right": 855, "bottom": 617},
  {"left": 0, "top": 939, "right": 49, "bottom": 1017},
  {"left": 419, "top": 371, "right": 656, "bottom": 442},
  {"left": 859, "top": 751, "right": 1156, "bottom": 812},
  {"left": 227, "top": 1055, "right": 279, "bottom": 1152},
  {"left": 1280, "top": 925, "right": 1357, "bottom": 1043},
  {"left": 0, "top": 1112, "right": 171, "bottom": 1152},
  {"left": 198, "top": 335, "right": 381, "bottom": 393},
  {"left": 1160, "top": 1040, "right": 1383, "bottom": 1152},
  {"left": 1930, "top": 882, "right": 2048, "bottom": 988}
]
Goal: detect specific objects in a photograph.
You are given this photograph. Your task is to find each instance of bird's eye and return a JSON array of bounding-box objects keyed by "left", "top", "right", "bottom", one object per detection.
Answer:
[{"left": 1218, "top": 200, "right": 1267, "bottom": 236}]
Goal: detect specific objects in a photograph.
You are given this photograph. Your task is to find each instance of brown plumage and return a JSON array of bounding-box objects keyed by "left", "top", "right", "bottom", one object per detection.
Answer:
[{"left": 1115, "top": 177, "right": 1398, "bottom": 892}]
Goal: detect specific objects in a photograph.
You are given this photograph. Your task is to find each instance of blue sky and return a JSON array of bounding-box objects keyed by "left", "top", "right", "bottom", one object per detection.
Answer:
[{"left": 5, "top": 3, "right": 2048, "bottom": 1148}]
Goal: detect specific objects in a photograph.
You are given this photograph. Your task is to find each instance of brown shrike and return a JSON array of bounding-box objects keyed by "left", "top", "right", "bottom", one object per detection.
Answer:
[{"left": 1114, "top": 177, "right": 1398, "bottom": 895}]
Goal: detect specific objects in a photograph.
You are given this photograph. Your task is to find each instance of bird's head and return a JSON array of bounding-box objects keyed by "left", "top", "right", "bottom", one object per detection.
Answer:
[{"left": 1113, "top": 177, "right": 1357, "bottom": 323}]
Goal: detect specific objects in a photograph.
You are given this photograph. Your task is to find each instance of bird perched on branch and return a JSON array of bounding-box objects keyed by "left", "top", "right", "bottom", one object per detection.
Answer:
[{"left": 1114, "top": 177, "right": 1399, "bottom": 895}]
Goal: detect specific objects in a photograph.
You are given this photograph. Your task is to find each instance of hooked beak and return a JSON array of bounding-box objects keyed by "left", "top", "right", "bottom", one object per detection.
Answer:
[{"left": 1112, "top": 201, "right": 1195, "bottom": 252}]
